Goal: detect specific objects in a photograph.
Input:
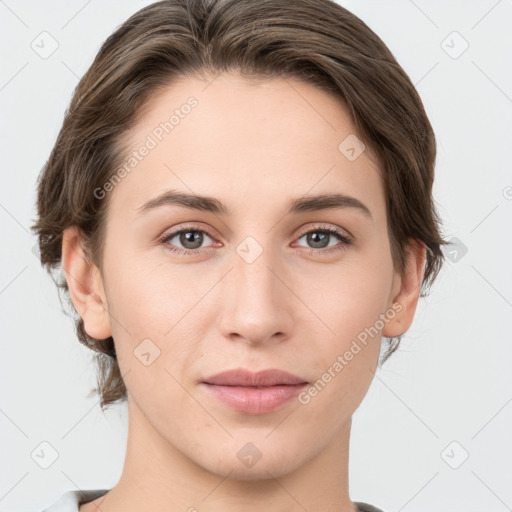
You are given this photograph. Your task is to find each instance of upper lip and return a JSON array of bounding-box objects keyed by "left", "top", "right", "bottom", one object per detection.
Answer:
[{"left": 202, "top": 368, "right": 308, "bottom": 387}]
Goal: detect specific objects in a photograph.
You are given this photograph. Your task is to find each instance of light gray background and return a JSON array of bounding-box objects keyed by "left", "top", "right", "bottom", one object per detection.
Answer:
[{"left": 1, "top": 1, "right": 511, "bottom": 510}]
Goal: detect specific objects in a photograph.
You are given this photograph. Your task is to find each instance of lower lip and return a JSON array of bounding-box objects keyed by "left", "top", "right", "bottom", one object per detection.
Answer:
[{"left": 200, "top": 383, "right": 308, "bottom": 414}]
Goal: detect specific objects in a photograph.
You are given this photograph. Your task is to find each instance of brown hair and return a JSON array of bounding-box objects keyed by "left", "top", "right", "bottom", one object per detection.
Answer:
[{"left": 30, "top": 0, "right": 447, "bottom": 411}]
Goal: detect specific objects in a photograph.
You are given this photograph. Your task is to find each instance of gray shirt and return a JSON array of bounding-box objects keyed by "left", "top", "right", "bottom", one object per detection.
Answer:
[{"left": 41, "top": 489, "right": 385, "bottom": 511}]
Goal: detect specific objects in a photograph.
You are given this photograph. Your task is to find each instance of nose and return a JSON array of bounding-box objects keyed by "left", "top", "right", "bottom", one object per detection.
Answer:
[{"left": 217, "top": 238, "right": 294, "bottom": 347}]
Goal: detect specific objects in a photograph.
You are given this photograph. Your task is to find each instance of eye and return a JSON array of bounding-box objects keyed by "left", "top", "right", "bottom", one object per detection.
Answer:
[
  {"left": 294, "top": 225, "right": 352, "bottom": 255},
  {"left": 159, "top": 226, "right": 216, "bottom": 255},
  {"left": 159, "top": 224, "right": 352, "bottom": 256}
]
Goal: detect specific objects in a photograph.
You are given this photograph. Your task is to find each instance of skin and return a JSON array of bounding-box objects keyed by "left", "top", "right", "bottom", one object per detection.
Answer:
[{"left": 62, "top": 71, "right": 425, "bottom": 512}]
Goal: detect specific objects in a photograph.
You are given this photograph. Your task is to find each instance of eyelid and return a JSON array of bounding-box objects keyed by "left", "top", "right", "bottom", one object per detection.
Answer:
[
  {"left": 159, "top": 222, "right": 217, "bottom": 238},
  {"left": 292, "top": 224, "right": 353, "bottom": 255},
  {"left": 295, "top": 223, "right": 352, "bottom": 241},
  {"left": 158, "top": 223, "right": 219, "bottom": 249}
]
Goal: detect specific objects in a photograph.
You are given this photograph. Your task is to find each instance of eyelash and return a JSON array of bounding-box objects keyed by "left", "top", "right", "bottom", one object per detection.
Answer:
[{"left": 158, "top": 224, "right": 353, "bottom": 256}]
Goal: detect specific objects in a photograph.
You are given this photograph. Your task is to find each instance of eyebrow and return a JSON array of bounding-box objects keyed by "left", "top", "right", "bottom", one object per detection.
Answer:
[{"left": 136, "top": 189, "right": 372, "bottom": 219}]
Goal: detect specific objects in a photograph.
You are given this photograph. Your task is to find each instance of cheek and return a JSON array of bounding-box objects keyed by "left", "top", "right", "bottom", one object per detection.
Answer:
[
  {"left": 103, "top": 248, "right": 191, "bottom": 332},
  {"left": 102, "top": 251, "right": 210, "bottom": 386},
  {"left": 292, "top": 250, "right": 393, "bottom": 404},
  {"left": 295, "top": 271, "right": 387, "bottom": 421},
  {"left": 297, "top": 255, "right": 393, "bottom": 343}
]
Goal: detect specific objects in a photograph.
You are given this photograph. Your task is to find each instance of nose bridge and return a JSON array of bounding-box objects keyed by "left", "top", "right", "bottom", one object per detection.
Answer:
[
  {"left": 218, "top": 234, "right": 292, "bottom": 344},
  {"left": 235, "top": 235, "right": 278, "bottom": 296}
]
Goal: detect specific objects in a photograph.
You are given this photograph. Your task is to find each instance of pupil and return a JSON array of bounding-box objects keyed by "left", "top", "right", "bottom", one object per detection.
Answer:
[
  {"left": 181, "top": 231, "right": 202, "bottom": 249},
  {"left": 308, "top": 232, "right": 328, "bottom": 248}
]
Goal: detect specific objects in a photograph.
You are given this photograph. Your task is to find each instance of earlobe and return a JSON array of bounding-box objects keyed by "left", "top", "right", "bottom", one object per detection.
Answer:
[
  {"left": 382, "top": 239, "right": 426, "bottom": 338},
  {"left": 61, "top": 226, "right": 112, "bottom": 340}
]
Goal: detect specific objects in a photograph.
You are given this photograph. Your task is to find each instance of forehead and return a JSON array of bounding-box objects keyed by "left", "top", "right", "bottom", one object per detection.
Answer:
[{"left": 111, "top": 71, "right": 384, "bottom": 222}]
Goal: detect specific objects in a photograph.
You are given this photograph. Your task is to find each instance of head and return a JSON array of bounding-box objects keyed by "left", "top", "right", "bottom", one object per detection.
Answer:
[{"left": 31, "top": 0, "right": 446, "bottom": 480}]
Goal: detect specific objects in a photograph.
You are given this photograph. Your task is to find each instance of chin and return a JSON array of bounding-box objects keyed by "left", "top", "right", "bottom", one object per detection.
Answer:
[{"left": 201, "top": 447, "right": 301, "bottom": 482}]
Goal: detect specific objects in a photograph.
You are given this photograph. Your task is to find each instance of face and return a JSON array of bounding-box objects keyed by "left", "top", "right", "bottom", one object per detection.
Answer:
[{"left": 69, "top": 71, "right": 419, "bottom": 480}]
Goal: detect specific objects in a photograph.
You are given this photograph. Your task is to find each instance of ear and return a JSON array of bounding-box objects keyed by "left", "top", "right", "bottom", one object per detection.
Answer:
[
  {"left": 382, "top": 238, "right": 426, "bottom": 338},
  {"left": 61, "top": 226, "right": 112, "bottom": 340}
]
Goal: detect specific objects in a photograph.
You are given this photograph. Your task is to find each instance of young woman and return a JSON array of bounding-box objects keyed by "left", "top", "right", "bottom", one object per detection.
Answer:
[{"left": 32, "top": 0, "right": 446, "bottom": 510}]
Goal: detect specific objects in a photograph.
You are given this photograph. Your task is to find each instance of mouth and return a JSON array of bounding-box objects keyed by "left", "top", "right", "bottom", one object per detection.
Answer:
[
  {"left": 202, "top": 367, "right": 308, "bottom": 387},
  {"left": 200, "top": 368, "right": 308, "bottom": 414}
]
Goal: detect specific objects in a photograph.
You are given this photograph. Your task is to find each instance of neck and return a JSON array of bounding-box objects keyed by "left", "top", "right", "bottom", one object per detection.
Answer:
[{"left": 82, "top": 395, "right": 358, "bottom": 512}]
